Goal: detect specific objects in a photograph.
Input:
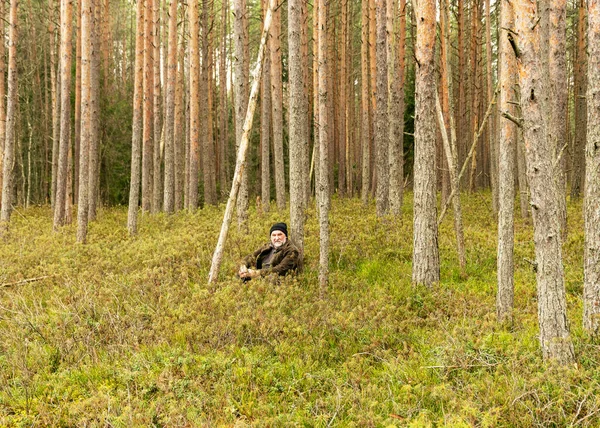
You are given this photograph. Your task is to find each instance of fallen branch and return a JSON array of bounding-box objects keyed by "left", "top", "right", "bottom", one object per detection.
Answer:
[
  {"left": 1, "top": 275, "right": 54, "bottom": 288},
  {"left": 208, "top": 0, "right": 276, "bottom": 283}
]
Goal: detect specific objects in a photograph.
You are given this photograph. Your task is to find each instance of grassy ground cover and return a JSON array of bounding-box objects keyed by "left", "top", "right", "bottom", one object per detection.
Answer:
[{"left": 1, "top": 194, "right": 599, "bottom": 426}]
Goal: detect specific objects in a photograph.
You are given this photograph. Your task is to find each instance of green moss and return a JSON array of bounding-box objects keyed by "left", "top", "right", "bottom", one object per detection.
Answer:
[{"left": 0, "top": 195, "right": 598, "bottom": 426}]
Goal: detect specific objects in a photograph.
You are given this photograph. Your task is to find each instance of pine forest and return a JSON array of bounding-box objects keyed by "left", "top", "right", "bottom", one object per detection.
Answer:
[{"left": 2, "top": 0, "right": 600, "bottom": 424}]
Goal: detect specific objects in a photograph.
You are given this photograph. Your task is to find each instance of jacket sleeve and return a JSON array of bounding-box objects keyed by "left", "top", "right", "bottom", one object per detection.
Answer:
[
  {"left": 241, "top": 247, "right": 263, "bottom": 269},
  {"left": 260, "top": 246, "right": 299, "bottom": 276}
]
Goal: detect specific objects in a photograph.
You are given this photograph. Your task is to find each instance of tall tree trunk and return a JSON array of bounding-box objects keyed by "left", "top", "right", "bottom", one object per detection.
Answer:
[
  {"left": 0, "top": 0, "right": 18, "bottom": 231},
  {"left": 127, "top": 0, "right": 145, "bottom": 234},
  {"left": 270, "top": 0, "right": 285, "bottom": 210},
  {"left": 438, "top": 0, "right": 466, "bottom": 277},
  {"left": 412, "top": 0, "right": 439, "bottom": 286},
  {"left": 152, "top": 0, "right": 162, "bottom": 213},
  {"left": 53, "top": 0, "right": 74, "bottom": 229},
  {"left": 174, "top": 31, "right": 185, "bottom": 211},
  {"left": 74, "top": 0, "right": 81, "bottom": 204},
  {"left": 142, "top": 0, "right": 154, "bottom": 211},
  {"left": 514, "top": 0, "right": 574, "bottom": 364},
  {"left": 0, "top": 0, "right": 6, "bottom": 212},
  {"left": 486, "top": 0, "right": 498, "bottom": 217},
  {"left": 375, "top": 0, "right": 388, "bottom": 216},
  {"left": 289, "top": 0, "right": 306, "bottom": 251},
  {"left": 361, "top": 0, "right": 370, "bottom": 205},
  {"left": 201, "top": 0, "right": 217, "bottom": 205},
  {"left": 496, "top": 0, "right": 517, "bottom": 323},
  {"left": 468, "top": 0, "right": 480, "bottom": 192},
  {"left": 457, "top": 0, "right": 466, "bottom": 174},
  {"left": 583, "top": 0, "right": 600, "bottom": 335},
  {"left": 163, "top": 0, "right": 177, "bottom": 213},
  {"left": 549, "top": 0, "right": 568, "bottom": 238},
  {"left": 260, "top": 24, "right": 271, "bottom": 213},
  {"left": 218, "top": 0, "right": 229, "bottom": 198},
  {"left": 77, "top": 0, "right": 93, "bottom": 243},
  {"left": 88, "top": 1, "right": 101, "bottom": 221},
  {"left": 338, "top": 0, "right": 347, "bottom": 196},
  {"left": 50, "top": 0, "right": 59, "bottom": 209},
  {"left": 234, "top": 0, "right": 249, "bottom": 229},
  {"left": 571, "top": 0, "right": 587, "bottom": 199},
  {"left": 317, "top": 0, "right": 330, "bottom": 288},
  {"left": 388, "top": 0, "right": 405, "bottom": 216},
  {"left": 188, "top": 0, "right": 200, "bottom": 209}
]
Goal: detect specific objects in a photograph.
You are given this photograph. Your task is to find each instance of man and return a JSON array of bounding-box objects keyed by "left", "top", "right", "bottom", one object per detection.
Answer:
[{"left": 238, "top": 222, "right": 302, "bottom": 280}]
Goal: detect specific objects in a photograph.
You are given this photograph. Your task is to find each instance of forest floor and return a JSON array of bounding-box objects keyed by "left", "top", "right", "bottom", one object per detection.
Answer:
[{"left": 1, "top": 194, "right": 599, "bottom": 426}]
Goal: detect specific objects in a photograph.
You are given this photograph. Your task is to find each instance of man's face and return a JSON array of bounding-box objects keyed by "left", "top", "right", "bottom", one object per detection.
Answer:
[{"left": 270, "top": 230, "right": 287, "bottom": 248}]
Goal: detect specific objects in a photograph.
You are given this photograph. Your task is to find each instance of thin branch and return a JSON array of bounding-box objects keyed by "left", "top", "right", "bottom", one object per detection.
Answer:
[
  {"left": 1, "top": 275, "right": 55, "bottom": 288},
  {"left": 501, "top": 111, "right": 523, "bottom": 127}
]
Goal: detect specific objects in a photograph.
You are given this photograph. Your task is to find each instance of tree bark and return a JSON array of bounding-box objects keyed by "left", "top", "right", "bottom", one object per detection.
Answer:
[
  {"left": 152, "top": 0, "right": 162, "bottom": 213},
  {"left": 234, "top": 0, "right": 249, "bottom": 229},
  {"left": 412, "top": 0, "right": 439, "bottom": 286},
  {"left": 142, "top": 0, "right": 154, "bottom": 212},
  {"left": 583, "top": 0, "right": 600, "bottom": 335},
  {"left": 127, "top": 0, "right": 145, "bottom": 234},
  {"left": 496, "top": 0, "right": 517, "bottom": 323},
  {"left": 289, "top": 0, "right": 306, "bottom": 251},
  {"left": 201, "top": 0, "right": 217, "bottom": 205},
  {"left": 361, "top": 0, "right": 370, "bottom": 205},
  {"left": 163, "top": 0, "right": 177, "bottom": 213},
  {"left": 317, "top": 0, "right": 330, "bottom": 288},
  {"left": 53, "top": 0, "right": 73, "bottom": 229},
  {"left": 88, "top": 0, "right": 101, "bottom": 221},
  {"left": 270, "top": 0, "right": 285, "bottom": 210},
  {"left": 514, "top": 0, "right": 574, "bottom": 364},
  {"left": 0, "top": 0, "right": 18, "bottom": 231},
  {"left": 50, "top": 0, "right": 59, "bottom": 210},
  {"left": 375, "top": 0, "right": 388, "bottom": 216},
  {"left": 0, "top": 0, "right": 6, "bottom": 213},
  {"left": 187, "top": 0, "right": 200, "bottom": 209},
  {"left": 388, "top": 0, "right": 405, "bottom": 217},
  {"left": 549, "top": 0, "right": 568, "bottom": 238},
  {"left": 77, "top": 0, "right": 93, "bottom": 243},
  {"left": 571, "top": 0, "right": 587, "bottom": 199}
]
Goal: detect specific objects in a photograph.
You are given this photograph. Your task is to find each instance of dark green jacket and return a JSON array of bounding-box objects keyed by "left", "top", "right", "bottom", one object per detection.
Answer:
[{"left": 242, "top": 239, "right": 302, "bottom": 277}]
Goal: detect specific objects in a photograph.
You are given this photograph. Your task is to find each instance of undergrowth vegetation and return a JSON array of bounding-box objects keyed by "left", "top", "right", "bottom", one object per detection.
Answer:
[{"left": 1, "top": 194, "right": 599, "bottom": 426}]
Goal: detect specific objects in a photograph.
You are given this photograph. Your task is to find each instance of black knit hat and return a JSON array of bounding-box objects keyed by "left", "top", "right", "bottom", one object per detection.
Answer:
[{"left": 270, "top": 222, "right": 288, "bottom": 237}]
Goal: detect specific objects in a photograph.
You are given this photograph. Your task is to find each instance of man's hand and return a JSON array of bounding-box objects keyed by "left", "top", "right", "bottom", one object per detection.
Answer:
[{"left": 239, "top": 266, "right": 260, "bottom": 279}]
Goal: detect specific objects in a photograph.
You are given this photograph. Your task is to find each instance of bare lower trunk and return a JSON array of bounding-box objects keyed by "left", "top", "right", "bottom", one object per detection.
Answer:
[
  {"left": 412, "top": 0, "right": 439, "bottom": 286},
  {"left": 127, "top": 0, "right": 145, "bottom": 234},
  {"left": 496, "top": 0, "right": 517, "bottom": 323},
  {"left": 289, "top": 0, "right": 306, "bottom": 250},
  {"left": 583, "top": 0, "right": 600, "bottom": 335},
  {"left": 375, "top": 0, "right": 388, "bottom": 216},
  {"left": 514, "top": 0, "right": 574, "bottom": 364},
  {"left": 0, "top": 0, "right": 18, "bottom": 231},
  {"left": 53, "top": 0, "right": 74, "bottom": 229}
]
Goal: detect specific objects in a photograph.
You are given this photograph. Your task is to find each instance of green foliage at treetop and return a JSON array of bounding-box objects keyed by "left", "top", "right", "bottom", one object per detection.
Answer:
[{"left": 1, "top": 195, "right": 599, "bottom": 426}]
